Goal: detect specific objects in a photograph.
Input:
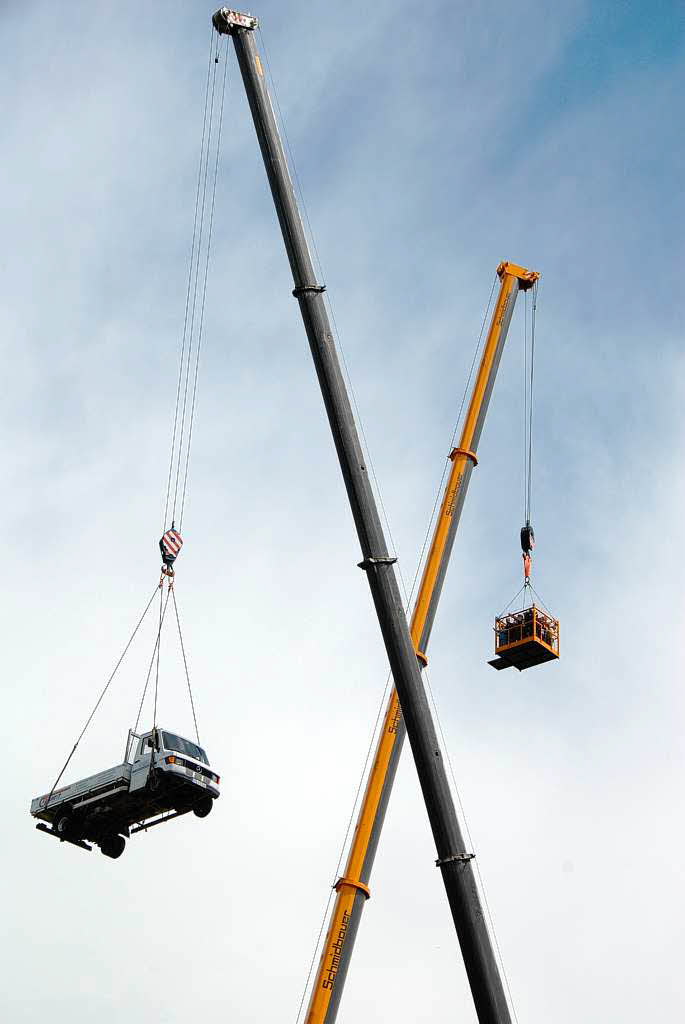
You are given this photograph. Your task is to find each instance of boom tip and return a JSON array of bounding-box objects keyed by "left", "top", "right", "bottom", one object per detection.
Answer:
[{"left": 212, "top": 7, "right": 259, "bottom": 34}]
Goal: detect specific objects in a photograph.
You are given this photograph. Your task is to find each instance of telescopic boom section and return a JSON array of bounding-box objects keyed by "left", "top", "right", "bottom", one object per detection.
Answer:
[
  {"left": 214, "top": 11, "right": 527, "bottom": 1024},
  {"left": 304, "top": 262, "right": 538, "bottom": 1024}
]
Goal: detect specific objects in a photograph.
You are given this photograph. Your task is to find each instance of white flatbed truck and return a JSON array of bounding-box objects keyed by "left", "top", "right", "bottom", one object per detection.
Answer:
[{"left": 30, "top": 727, "right": 220, "bottom": 857}]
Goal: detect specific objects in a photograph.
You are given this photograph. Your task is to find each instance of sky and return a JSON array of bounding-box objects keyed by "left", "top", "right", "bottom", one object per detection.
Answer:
[{"left": 3, "top": 1, "right": 685, "bottom": 1021}]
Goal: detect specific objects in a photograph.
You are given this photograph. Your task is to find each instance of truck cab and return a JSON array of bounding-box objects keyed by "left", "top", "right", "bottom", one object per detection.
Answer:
[{"left": 138, "top": 728, "right": 220, "bottom": 809}]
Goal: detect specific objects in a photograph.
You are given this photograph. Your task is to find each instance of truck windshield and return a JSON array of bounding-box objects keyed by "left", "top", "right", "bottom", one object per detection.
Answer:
[{"left": 162, "top": 732, "right": 208, "bottom": 765}]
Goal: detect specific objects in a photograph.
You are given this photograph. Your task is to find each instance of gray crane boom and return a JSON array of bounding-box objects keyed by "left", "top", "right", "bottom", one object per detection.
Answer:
[{"left": 213, "top": 9, "right": 513, "bottom": 1023}]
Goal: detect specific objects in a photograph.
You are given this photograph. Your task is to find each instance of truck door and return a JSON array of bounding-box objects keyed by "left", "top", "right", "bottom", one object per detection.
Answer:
[{"left": 129, "top": 734, "right": 155, "bottom": 792}]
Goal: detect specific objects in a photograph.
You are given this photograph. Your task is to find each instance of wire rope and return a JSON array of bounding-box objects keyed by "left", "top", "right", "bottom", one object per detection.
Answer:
[
  {"left": 171, "top": 45, "right": 220, "bottom": 525},
  {"left": 171, "top": 587, "right": 201, "bottom": 745},
  {"left": 153, "top": 585, "right": 163, "bottom": 727},
  {"left": 497, "top": 583, "right": 527, "bottom": 619},
  {"left": 527, "top": 581, "right": 552, "bottom": 616},
  {"left": 134, "top": 586, "right": 172, "bottom": 735},
  {"left": 43, "top": 585, "right": 161, "bottom": 811},
  {"left": 164, "top": 24, "right": 216, "bottom": 530},
  {"left": 179, "top": 33, "right": 229, "bottom": 531},
  {"left": 526, "top": 282, "right": 537, "bottom": 525},
  {"left": 523, "top": 288, "right": 528, "bottom": 523}
]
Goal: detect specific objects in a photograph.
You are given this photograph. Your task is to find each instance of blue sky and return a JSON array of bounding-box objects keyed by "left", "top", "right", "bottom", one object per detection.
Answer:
[{"left": 3, "top": 2, "right": 685, "bottom": 1022}]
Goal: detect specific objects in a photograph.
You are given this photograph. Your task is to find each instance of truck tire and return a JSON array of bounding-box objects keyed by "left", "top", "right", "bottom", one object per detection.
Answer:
[
  {"left": 101, "top": 834, "right": 126, "bottom": 859},
  {"left": 193, "top": 796, "right": 213, "bottom": 818},
  {"left": 54, "top": 810, "right": 74, "bottom": 840}
]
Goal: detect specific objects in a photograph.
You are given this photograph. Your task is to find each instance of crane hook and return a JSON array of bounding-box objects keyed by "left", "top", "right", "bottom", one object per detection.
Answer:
[{"left": 520, "top": 522, "right": 535, "bottom": 583}]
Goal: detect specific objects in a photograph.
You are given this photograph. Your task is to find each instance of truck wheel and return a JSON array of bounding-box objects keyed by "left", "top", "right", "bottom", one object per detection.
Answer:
[
  {"left": 54, "top": 810, "right": 74, "bottom": 840},
  {"left": 193, "top": 796, "right": 213, "bottom": 818},
  {"left": 101, "top": 835, "right": 126, "bottom": 859}
]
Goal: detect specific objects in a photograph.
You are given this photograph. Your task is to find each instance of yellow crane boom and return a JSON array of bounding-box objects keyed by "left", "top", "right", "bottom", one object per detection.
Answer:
[{"left": 305, "top": 261, "right": 539, "bottom": 1024}]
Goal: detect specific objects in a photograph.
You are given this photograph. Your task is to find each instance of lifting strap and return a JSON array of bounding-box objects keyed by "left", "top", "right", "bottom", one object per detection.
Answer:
[{"left": 43, "top": 584, "right": 162, "bottom": 813}]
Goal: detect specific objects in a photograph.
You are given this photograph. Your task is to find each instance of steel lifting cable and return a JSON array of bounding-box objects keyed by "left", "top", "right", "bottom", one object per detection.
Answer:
[
  {"left": 148, "top": 34, "right": 228, "bottom": 734},
  {"left": 178, "top": 34, "right": 230, "bottom": 532},
  {"left": 134, "top": 583, "right": 173, "bottom": 735},
  {"left": 504, "top": 285, "right": 540, "bottom": 613},
  {"left": 171, "top": 588, "right": 201, "bottom": 745},
  {"left": 524, "top": 282, "right": 538, "bottom": 527},
  {"left": 523, "top": 288, "right": 528, "bottom": 523},
  {"left": 153, "top": 585, "right": 164, "bottom": 727},
  {"left": 170, "top": 53, "right": 219, "bottom": 525},
  {"left": 164, "top": 24, "right": 217, "bottom": 531},
  {"left": 520, "top": 282, "right": 538, "bottom": 608},
  {"left": 43, "top": 585, "right": 161, "bottom": 812},
  {"left": 498, "top": 583, "right": 527, "bottom": 618},
  {"left": 164, "top": 30, "right": 229, "bottom": 533}
]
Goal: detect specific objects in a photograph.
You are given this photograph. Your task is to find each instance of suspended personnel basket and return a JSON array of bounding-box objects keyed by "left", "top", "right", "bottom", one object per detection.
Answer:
[{"left": 489, "top": 604, "right": 559, "bottom": 672}]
